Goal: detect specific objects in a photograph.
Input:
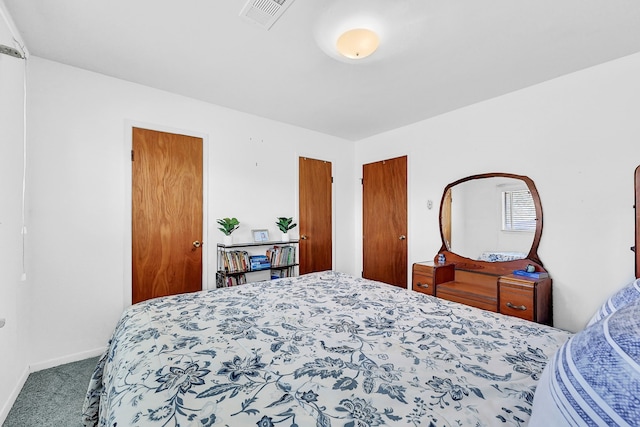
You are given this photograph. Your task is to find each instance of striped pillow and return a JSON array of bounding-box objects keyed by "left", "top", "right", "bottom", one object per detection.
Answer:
[
  {"left": 587, "top": 278, "right": 640, "bottom": 327},
  {"left": 530, "top": 297, "right": 640, "bottom": 426}
]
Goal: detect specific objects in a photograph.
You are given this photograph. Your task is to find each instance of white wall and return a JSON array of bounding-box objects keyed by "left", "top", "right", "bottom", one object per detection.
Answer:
[
  {"left": 24, "top": 57, "right": 356, "bottom": 369},
  {"left": 355, "top": 52, "right": 640, "bottom": 333},
  {"left": 0, "top": 2, "right": 29, "bottom": 422}
]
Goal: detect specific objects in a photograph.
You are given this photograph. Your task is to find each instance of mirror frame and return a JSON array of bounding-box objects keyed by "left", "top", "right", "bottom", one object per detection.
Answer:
[{"left": 437, "top": 172, "right": 546, "bottom": 276}]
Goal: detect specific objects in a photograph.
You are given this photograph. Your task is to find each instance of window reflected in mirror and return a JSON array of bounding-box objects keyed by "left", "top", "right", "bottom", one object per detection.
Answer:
[{"left": 502, "top": 189, "right": 536, "bottom": 232}]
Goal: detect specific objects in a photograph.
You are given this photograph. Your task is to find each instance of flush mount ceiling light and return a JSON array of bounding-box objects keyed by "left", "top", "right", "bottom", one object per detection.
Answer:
[
  {"left": 315, "top": 0, "right": 418, "bottom": 63},
  {"left": 336, "top": 28, "right": 379, "bottom": 59}
]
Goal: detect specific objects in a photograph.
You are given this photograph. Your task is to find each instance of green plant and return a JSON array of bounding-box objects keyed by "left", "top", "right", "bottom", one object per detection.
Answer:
[
  {"left": 276, "top": 217, "right": 297, "bottom": 233},
  {"left": 217, "top": 217, "right": 240, "bottom": 236}
]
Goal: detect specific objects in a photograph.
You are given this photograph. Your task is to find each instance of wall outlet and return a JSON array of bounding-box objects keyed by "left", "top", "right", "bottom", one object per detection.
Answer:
[{"left": 0, "top": 318, "right": 6, "bottom": 328}]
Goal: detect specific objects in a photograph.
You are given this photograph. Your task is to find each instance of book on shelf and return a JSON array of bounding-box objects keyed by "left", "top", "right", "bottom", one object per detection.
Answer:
[
  {"left": 266, "top": 245, "right": 296, "bottom": 267},
  {"left": 249, "top": 255, "right": 271, "bottom": 271},
  {"left": 218, "top": 250, "right": 250, "bottom": 273},
  {"left": 216, "top": 271, "right": 247, "bottom": 288},
  {"left": 512, "top": 269, "right": 549, "bottom": 279},
  {"left": 270, "top": 266, "right": 294, "bottom": 280}
]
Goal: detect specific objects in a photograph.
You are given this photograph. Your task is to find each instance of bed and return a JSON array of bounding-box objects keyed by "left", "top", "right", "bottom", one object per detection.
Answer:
[
  {"left": 478, "top": 251, "right": 527, "bottom": 262},
  {"left": 83, "top": 271, "right": 575, "bottom": 426}
]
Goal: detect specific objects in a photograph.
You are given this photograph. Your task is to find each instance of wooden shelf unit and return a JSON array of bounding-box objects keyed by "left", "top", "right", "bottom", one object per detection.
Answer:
[{"left": 216, "top": 240, "right": 299, "bottom": 288}]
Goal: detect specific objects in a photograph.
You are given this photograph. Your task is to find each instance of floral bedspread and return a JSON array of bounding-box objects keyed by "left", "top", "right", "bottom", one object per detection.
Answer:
[{"left": 83, "top": 271, "right": 571, "bottom": 427}]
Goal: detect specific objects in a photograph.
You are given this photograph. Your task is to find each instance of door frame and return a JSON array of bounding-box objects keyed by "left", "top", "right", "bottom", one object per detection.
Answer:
[
  {"left": 295, "top": 152, "right": 336, "bottom": 272},
  {"left": 123, "top": 121, "right": 210, "bottom": 307}
]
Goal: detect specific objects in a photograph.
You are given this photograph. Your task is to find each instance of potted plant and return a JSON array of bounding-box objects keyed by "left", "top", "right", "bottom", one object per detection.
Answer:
[
  {"left": 217, "top": 217, "right": 240, "bottom": 245},
  {"left": 276, "top": 217, "right": 297, "bottom": 242}
]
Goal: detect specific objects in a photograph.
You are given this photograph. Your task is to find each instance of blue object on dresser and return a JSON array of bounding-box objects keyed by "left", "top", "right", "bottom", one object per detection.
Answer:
[{"left": 512, "top": 269, "right": 549, "bottom": 279}]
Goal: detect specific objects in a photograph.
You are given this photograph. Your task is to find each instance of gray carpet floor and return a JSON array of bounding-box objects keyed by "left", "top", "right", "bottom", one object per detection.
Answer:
[{"left": 3, "top": 357, "right": 99, "bottom": 427}]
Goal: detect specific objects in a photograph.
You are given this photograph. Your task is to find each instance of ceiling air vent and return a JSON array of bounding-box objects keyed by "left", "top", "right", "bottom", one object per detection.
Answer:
[{"left": 240, "top": 0, "right": 295, "bottom": 30}]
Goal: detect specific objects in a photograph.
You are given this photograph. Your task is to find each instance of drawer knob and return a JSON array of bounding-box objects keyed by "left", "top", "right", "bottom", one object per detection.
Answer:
[
  {"left": 417, "top": 283, "right": 429, "bottom": 288},
  {"left": 506, "top": 302, "right": 527, "bottom": 311}
]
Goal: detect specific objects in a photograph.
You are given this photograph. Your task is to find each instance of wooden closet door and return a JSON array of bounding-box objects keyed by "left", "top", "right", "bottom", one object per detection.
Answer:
[
  {"left": 299, "top": 157, "right": 332, "bottom": 274},
  {"left": 132, "top": 128, "right": 203, "bottom": 303},
  {"left": 362, "top": 156, "right": 408, "bottom": 287}
]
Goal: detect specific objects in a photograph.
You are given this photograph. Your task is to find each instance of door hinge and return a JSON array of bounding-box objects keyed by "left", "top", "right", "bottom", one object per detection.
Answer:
[
  {"left": 360, "top": 178, "right": 363, "bottom": 185},
  {"left": 131, "top": 150, "right": 134, "bottom": 161},
  {"left": 331, "top": 176, "right": 334, "bottom": 184},
  {"left": 361, "top": 271, "right": 364, "bottom": 278}
]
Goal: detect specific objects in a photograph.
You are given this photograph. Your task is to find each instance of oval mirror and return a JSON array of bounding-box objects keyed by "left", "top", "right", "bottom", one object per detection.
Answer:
[{"left": 439, "top": 173, "right": 545, "bottom": 274}]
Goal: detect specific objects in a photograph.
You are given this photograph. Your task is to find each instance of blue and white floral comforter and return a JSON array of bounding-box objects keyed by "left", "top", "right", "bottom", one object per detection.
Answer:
[{"left": 83, "top": 271, "right": 571, "bottom": 427}]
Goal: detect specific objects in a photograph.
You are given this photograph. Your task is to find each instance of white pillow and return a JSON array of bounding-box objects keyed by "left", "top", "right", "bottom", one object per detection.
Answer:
[
  {"left": 587, "top": 278, "right": 640, "bottom": 327},
  {"left": 530, "top": 297, "right": 640, "bottom": 426}
]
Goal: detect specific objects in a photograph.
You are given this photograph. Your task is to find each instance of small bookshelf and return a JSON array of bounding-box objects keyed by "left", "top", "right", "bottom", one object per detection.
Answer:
[{"left": 216, "top": 240, "right": 299, "bottom": 288}]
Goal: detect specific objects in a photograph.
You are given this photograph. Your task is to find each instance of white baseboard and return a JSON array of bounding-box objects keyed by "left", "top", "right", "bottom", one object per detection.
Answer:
[
  {"left": 0, "top": 365, "right": 29, "bottom": 426},
  {"left": 29, "top": 346, "right": 107, "bottom": 373}
]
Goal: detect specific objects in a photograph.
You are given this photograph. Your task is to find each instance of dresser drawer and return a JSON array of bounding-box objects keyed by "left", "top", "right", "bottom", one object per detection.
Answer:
[
  {"left": 437, "top": 281, "right": 498, "bottom": 312},
  {"left": 412, "top": 272, "right": 435, "bottom": 296},
  {"left": 499, "top": 285, "right": 535, "bottom": 321},
  {"left": 438, "top": 291, "right": 498, "bottom": 312}
]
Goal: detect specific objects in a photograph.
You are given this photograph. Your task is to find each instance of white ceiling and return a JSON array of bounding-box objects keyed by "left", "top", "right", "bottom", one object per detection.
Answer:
[{"left": 4, "top": 0, "right": 640, "bottom": 141}]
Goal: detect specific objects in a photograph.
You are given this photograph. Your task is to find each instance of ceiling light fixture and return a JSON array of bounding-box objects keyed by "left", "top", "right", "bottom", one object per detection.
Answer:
[{"left": 336, "top": 28, "right": 379, "bottom": 59}]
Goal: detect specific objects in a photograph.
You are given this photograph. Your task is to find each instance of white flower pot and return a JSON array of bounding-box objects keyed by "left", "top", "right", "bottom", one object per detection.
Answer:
[
  {"left": 281, "top": 232, "right": 290, "bottom": 242},
  {"left": 223, "top": 235, "right": 233, "bottom": 246}
]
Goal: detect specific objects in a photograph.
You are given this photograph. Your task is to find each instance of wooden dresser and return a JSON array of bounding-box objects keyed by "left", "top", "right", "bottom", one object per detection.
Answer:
[
  {"left": 413, "top": 261, "right": 552, "bottom": 325},
  {"left": 425, "top": 172, "right": 553, "bottom": 325}
]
